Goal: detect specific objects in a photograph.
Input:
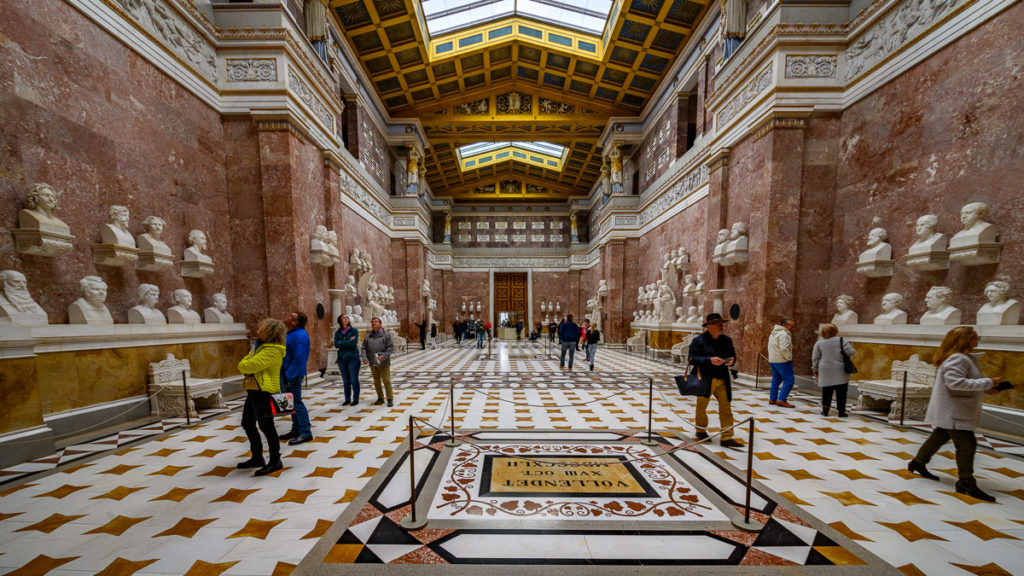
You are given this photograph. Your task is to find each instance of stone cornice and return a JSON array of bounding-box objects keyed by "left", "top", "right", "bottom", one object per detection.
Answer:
[{"left": 750, "top": 113, "right": 810, "bottom": 141}]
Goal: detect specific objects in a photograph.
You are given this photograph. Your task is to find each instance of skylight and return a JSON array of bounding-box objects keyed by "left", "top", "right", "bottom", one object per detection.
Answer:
[
  {"left": 457, "top": 141, "right": 568, "bottom": 172},
  {"left": 420, "top": 0, "right": 613, "bottom": 37}
]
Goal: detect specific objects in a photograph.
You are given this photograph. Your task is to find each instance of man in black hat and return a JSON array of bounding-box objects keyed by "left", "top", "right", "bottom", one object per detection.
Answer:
[{"left": 687, "top": 313, "right": 743, "bottom": 448}]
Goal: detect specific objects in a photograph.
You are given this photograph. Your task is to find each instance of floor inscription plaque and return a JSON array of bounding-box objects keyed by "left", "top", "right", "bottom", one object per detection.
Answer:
[{"left": 480, "top": 455, "right": 659, "bottom": 497}]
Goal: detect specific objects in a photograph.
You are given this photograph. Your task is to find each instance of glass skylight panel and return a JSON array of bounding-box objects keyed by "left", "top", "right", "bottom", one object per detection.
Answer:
[
  {"left": 458, "top": 142, "right": 567, "bottom": 165},
  {"left": 420, "top": 0, "right": 611, "bottom": 37}
]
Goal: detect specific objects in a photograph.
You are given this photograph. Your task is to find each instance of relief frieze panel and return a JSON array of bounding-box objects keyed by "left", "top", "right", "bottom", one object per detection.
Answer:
[
  {"left": 288, "top": 69, "right": 334, "bottom": 131},
  {"left": 716, "top": 63, "right": 774, "bottom": 128},
  {"left": 109, "top": 0, "right": 218, "bottom": 82},
  {"left": 784, "top": 55, "right": 838, "bottom": 79},
  {"left": 225, "top": 58, "right": 277, "bottom": 82}
]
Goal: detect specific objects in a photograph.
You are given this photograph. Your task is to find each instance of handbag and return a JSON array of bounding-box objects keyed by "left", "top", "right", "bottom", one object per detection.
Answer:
[
  {"left": 839, "top": 337, "right": 858, "bottom": 374},
  {"left": 674, "top": 364, "right": 709, "bottom": 396},
  {"left": 243, "top": 374, "right": 260, "bottom": 391},
  {"left": 269, "top": 392, "right": 295, "bottom": 416}
]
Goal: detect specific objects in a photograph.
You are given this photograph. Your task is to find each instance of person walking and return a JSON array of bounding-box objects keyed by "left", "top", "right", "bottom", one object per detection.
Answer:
[
  {"left": 237, "top": 318, "right": 287, "bottom": 476},
  {"left": 475, "top": 320, "right": 487, "bottom": 349},
  {"left": 558, "top": 314, "right": 581, "bottom": 370},
  {"left": 578, "top": 321, "right": 587, "bottom": 352},
  {"left": 362, "top": 317, "right": 395, "bottom": 407},
  {"left": 453, "top": 319, "right": 462, "bottom": 346},
  {"left": 688, "top": 313, "right": 743, "bottom": 448},
  {"left": 334, "top": 314, "right": 361, "bottom": 406},
  {"left": 768, "top": 317, "right": 796, "bottom": 408},
  {"left": 429, "top": 322, "right": 438, "bottom": 350},
  {"left": 584, "top": 319, "right": 601, "bottom": 371},
  {"left": 811, "top": 323, "right": 855, "bottom": 417},
  {"left": 548, "top": 321, "right": 557, "bottom": 342},
  {"left": 414, "top": 319, "right": 427, "bottom": 350},
  {"left": 279, "top": 311, "right": 312, "bottom": 445},
  {"left": 908, "top": 326, "right": 1007, "bottom": 502},
  {"left": 515, "top": 320, "right": 524, "bottom": 340}
]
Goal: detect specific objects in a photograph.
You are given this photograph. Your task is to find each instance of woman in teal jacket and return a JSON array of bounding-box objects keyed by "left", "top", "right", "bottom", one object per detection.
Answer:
[
  {"left": 237, "top": 318, "right": 287, "bottom": 476},
  {"left": 334, "top": 314, "right": 361, "bottom": 406}
]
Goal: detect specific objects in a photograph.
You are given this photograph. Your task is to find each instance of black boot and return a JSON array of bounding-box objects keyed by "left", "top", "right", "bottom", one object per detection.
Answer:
[
  {"left": 254, "top": 457, "right": 283, "bottom": 476},
  {"left": 955, "top": 480, "right": 996, "bottom": 502},
  {"left": 907, "top": 460, "right": 940, "bottom": 480},
  {"left": 237, "top": 456, "right": 265, "bottom": 469}
]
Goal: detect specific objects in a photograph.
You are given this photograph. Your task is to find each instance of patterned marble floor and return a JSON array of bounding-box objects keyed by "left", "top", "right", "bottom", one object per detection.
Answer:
[{"left": 1, "top": 341, "right": 1023, "bottom": 575}]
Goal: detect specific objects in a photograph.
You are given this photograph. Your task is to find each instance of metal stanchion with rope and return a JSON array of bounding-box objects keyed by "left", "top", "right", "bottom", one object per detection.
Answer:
[
  {"left": 899, "top": 370, "right": 908, "bottom": 427},
  {"left": 181, "top": 372, "right": 193, "bottom": 427},
  {"left": 399, "top": 414, "right": 428, "bottom": 530},
  {"left": 641, "top": 376, "right": 658, "bottom": 446},
  {"left": 445, "top": 376, "right": 459, "bottom": 447}
]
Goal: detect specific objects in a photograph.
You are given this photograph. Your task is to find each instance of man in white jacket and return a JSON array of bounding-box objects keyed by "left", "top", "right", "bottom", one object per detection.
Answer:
[{"left": 768, "top": 317, "right": 796, "bottom": 407}]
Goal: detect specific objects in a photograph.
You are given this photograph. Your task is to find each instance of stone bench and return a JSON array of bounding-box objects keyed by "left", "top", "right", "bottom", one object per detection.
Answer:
[
  {"left": 671, "top": 334, "right": 698, "bottom": 364},
  {"left": 856, "top": 354, "right": 936, "bottom": 421},
  {"left": 626, "top": 330, "right": 647, "bottom": 354},
  {"left": 148, "top": 353, "right": 225, "bottom": 419}
]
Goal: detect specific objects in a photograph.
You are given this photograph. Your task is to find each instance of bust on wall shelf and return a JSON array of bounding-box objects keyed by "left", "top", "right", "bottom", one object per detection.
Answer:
[
  {"left": 14, "top": 183, "right": 75, "bottom": 257},
  {"left": 68, "top": 275, "right": 113, "bottom": 325},
  {"left": 204, "top": 292, "right": 234, "bottom": 324},
  {"left": 831, "top": 294, "right": 859, "bottom": 325},
  {"left": 722, "top": 222, "right": 749, "bottom": 266},
  {"left": 874, "top": 292, "right": 908, "bottom": 325},
  {"left": 711, "top": 228, "right": 729, "bottom": 265},
  {"left": 128, "top": 283, "right": 167, "bottom": 325},
  {"left": 685, "top": 305, "right": 700, "bottom": 324},
  {"left": 136, "top": 215, "right": 175, "bottom": 271},
  {"left": 168, "top": 289, "right": 201, "bottom": 324},
  {"left": 0, "top": 270, "right": 48, "bottom": 325},
  {"left": 93, "top": 205, "right": 139, "bottom": 267},
  {"left": 905, "top": 214, "right": 949, "bottom": 271},
  {"left": 948, "top": 201, "right": 1001, "bottom": 265},
  {"left": 856, "top": 227, "right": 894, "bottom": 277},
  {"left": 976, "top": 281, "right": 1021, "bottom": 325},
  {"left": 182, "top": 230, "right": 215, "bottom": 278},
  {"left": 919, "top": 286, "right": 962, "bottom": 325}
]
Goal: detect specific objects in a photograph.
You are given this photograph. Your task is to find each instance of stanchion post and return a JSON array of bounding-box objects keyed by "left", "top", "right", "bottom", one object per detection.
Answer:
[
  {"left": 445, "top": 377, "right": 460, "bottom": 447},
  {"left": 400, "top": 415, "right": 428, "bottom": 530},
  {"left": 755, "top": 353, "right": 761, "bottom": 391},
  {"left": 641, "top": 377, "right": 658, "bottom": 446},
  {"left": 899, "top": 370, "right": 908, "bottom": 427},
  {"left": 181, "top": 372, "right": 192, "bottom": 426},
  {"left": 730, "top": 418, "right": 762, "bottom": 531}
]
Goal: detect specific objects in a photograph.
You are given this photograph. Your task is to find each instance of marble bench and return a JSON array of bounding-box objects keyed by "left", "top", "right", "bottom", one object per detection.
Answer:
[
  {"left": 148, "top": 353, "right": 225, "bottom": 419},
  {"left": 856, "top": 354, "right": 936, "bottom": 421}
]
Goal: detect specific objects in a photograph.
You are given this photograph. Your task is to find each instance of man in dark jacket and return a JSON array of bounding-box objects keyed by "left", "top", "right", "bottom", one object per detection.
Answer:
[
  {"left": 688, "top": 313, "right": 743, "bottom": 448},
  {"left": 548, "top": 321, "right": 557, "bottom": 342},
  {"left": 584, "top": 319, "right": 601, "bottom": 371},
  {"left": 414, "top": 319, "right": 427, "bottom": 350},
  {"left": 558, "top": 314, "right": 581, "bottom": 370},
  {"left": 515, "top": 320, "right": 524, "bottom": 340},
  {"left": 362, "top": 318, "right": 395, "bottom": 407},
  {"left": 453, "top": 319, "right": 462, "bottom": 345},
  {"left": 280, "top": 311, "right": 312, "bottom": 445}
]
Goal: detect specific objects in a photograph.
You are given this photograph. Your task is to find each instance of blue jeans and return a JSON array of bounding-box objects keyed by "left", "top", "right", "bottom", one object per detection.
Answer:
[
  {"left": 560, "top": 341, "right": 577, "bottom": 368},
  {"left": 338, "top": 356, "right": 361, "bottom": 403},
  {"left": 587, "top": 343, "right": 597, "bottom": 365},
  {"left": 770, "top": 361, "right": 794, "bottom": 402},
  {"left": 477, "top": 332, "right": 485, "bottom": 348},
  {"left": 285, "top": 376, "right": 311, "bottom": 436}
]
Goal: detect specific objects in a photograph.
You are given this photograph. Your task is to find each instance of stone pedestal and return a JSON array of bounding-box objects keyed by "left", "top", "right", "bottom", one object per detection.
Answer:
[
  {"left": 181, "top": 259, "right": 215, "bottom": 278},
  {"left": 905, "top": 251, "right": 949, "bottom": 272},
  {"left": 710, "top": 289, "right": 727, "bottom": 315},
  {"left": 948, "top": 243, "right": 1002, "bottom": 266},
  {"left": 92, "top": 244, "right": 139, "bottom": 267},
  {"left": 12, "top": 228, "right": 75, "bottom": 257},
  {"left": 856, "top": 260, "right": 894, "bottom": 278},
  {"left": 136, "top": 250, "right": 175, "bottom": 272}
]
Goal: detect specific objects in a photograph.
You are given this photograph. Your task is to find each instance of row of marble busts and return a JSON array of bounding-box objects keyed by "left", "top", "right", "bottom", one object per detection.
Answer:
[
  {"left": 857, "top": 202, "right": 1002, "bottom": 277},
  {"left": 712, "top": 222, "right": 749, "bottom": 267},
  {"left": 310, "top": 225, "right": 341, "bottom": 267},
  {"left": 12, "top": 184, "right": 215, "bottom": 277},
  {"left": 0, "top": 269, "right": 232, "bottom": 326},
  {"left": 831, "top": 281, "right": 1020, "bottom": 326}
]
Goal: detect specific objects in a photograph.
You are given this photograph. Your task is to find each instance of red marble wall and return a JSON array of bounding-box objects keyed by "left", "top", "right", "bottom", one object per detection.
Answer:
[{"left": 450, "top": 271, "right": 490, "bottom": 322}]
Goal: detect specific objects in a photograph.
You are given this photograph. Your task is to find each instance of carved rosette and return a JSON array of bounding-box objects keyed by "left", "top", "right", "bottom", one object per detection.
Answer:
[
  {"left": 948, "top": 244, "right": 1002, "bottom": 266},
  {"left": 91, "top": 243, "right": 139, "bottom": 267},
  {"left": 181, "top": 260, "right": 215, "bottom": 278},
  {"left": 12, "top": 228, "right": 75, "bottom": 257}
]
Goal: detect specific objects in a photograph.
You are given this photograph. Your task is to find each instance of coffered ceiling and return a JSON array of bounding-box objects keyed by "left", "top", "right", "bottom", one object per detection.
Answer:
[{"left": 330, "top": 0, "right": 710, "bottom": 201}]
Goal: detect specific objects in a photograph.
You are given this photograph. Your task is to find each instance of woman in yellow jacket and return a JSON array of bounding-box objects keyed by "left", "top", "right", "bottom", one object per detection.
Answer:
[{"left": 237, "top": 318, "right": 287, "bottom": 476}]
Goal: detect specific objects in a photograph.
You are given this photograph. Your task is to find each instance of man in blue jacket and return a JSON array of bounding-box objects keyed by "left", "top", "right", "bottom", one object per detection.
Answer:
[
  {"left": 558, "top": 314, "right": 581, "bottom": 370},
  {"left": 280, "top": 311, "right": 312, "bottom": 445}
]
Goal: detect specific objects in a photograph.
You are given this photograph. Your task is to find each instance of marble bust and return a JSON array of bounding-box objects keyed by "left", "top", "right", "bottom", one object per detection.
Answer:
[
  {"left": 310, "top": 225, "right": 333, "bottom": 267},
  {"left": 682, "top": 274, "right": 696, "bottom": 299},
  {"left": 597, "top": 279, "right": 609, "bottom": 297},
  {"left": 874, "top": 292, "right": 908, "bottom": 325},
  {"left": 976, "top": 281, "right": 1020, "bottom": 326},
  {"left": 101, "top": 205, "right": 136, "bottom": 248},
  {"left": 128, "top": 283, "right": 167, "bottom": 324},
  {"left": 919, "top": 286, "right": 962, "bottom": 325},
  {"left": 68, "top": 275, "right": 113, "bottom": 325},
  {"left": 167, "top": 289, "right": 201, "bottom": 324},
  {"left": 421, "top": 277, "right": 431, "bottom": 297},
  {"left": 0, "top": 270, "right": 48, "bottom": 325},
  {"left": 136, "top": 216, "right": 175, "bottom": 271},
  {"left": 673, "top": 247, "right": 690, "bottom": 271},
  {"left": 204, "top": 292, "right": 234, "bottom": 324},
  {"left": 182, "top": 230, "right": 215, "bottom": 278},
  {"left": 693, "top": 272, "right": 705, "bottom": 298},
  {"left": 831, "top": 294, "right": 859, "bottom": 325},
  {"left": 675, "top": 306, "right": 687, "bottom": 323},
  {"left": 344, "top": 275, "right": 358, "bottom": 299},
  {"left": 685, "top": 305, "right": 700, "bottom": 323},
  {"left": 905, "top": 214, "right": 949, "bottom": 271},
  {"left": 949, "top": 201, "right": 1001, "bottom": 265},
  {"left": 857, "top": 227, "right": 894, "bottom": 277},
  {"left": 14, "top": 183, "right": 75, "bottom": 257},
  {"left": 711, "top": 228, "right": 729, "bottom": 265},
  {"left": 722, "top": 222, "right": 749, "bottom": 266}
]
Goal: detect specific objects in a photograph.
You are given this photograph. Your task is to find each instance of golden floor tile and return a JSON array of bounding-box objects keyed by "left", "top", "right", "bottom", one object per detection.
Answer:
[
  {"left": 949, "top": 562, "right": 1013, "bottom": 576},
  {"left": 794, "top": 451, "right": 832, "bottom": 461},
  {"left": 227, "top": 518, "right": 286, "bottom": 539},
  {"left": 0, "top": 512, "right": 23, "bottom": 521},
  {"left": 813, "top": 546, "right": 866, "bottom": 566},
  {"left": 83, "top": 515, "right": 152, "bottom": 536},
  {"left": 150, "top": 487, "right": 203, "bottom": 502},
  {"left": 185, "top": 435, "right": 216, "bottom": 443},
  {"left": 944, "top": 519, "right": 1019, "bottom": 540},
  {"left": 301, "top": 518, "right": 334, "bottom": 540},
  {"left": 879, "top": 491, "right": 936, "bottom": 506},
  {"left": 209, "top": 488, "right": 261, "bottom": 503},
  {"left": 884, "top": 451, "right": 916, "bottom": 460},
  {"left": 351, "top": 436, "right": 375, "bottom": 444},
  {"left": 34, "top": 484, "right": 90, "bottom": 499},
  {"left": 828, "top": 521, "right": 873, "bottom": 542},
  {"left": 764, "top": 438, "right": 794, "bottom": 446},
  {"left": 807, "top": 438, "right": 837, "bottom": 446},
  {"left": 95, "top": 557, "right": 159, "bottom": 576},
  {"left": 91, "top": 486, "right": 146, "bottom": 501},
  {"left": 753, "top": 452, "right": 783, "bottom": 461},
  {"left": 780, "top": 469, "right": 824, "bottom": 481},
  {"left": 999, "top": 489, "right": 1024, "bottom": 500},
  {"left": 4, "top": 554, "right": 79, "bottom": 576},
  {"left": 183, "top": 559, "right": 239, "bottom": 576},
  {"left": 305, "top": 466, "right": 342, "bottom": 479},
  {"left": 877, "top": 520, "right": 947, "bottom": 542},
  {"left": 324, "top": 543, "right": 363, "bottom": 563},
  {"left": 272, "top": 489, "right": 318, "bottom": 504},
  {"left": 271, "top": 561, "right": 297, "bottom": 576},
  {"left": 152, "top": 517, "right": 217, "bottom": 538},
  {"left": 938, "top": 490, "right": 997, "bottom": 505},
  {"left": 15, "top": 513, "right": 87, "bottom": 534},
  {"left": 881, "top": 467, "right": 919, "bottom": 480},
  {"left": 147, "top": 465, "right": 191, "bottom": 477},
  {"left": 984, "top": 467, "right": 1024, "bottom": 479},
  {"left": 834, "top": 468, "right": 878, "bottom": 481},
  {"left": 146, "top": 448, "right": 183, "bottom": 458},
  {"left": 59, "top": 464, "right": 93, "bottom": 474},
  {"left": 358, "top": 467, "right": 380, "bottom": 479},
  {"left": 288, "top": 449, "right": 315, "bottom": 459},
  {"left": 897, "top": 563, "right": 928, "bottom": 576},
  {"left": 822, "top": 491, "right": 875, "bottom": 506},
  {"left": 199, "top": 466, "right": 237, "bottom": 478},
  {"left": 193, "top": 449, "right": 226, "bottom": 458}
]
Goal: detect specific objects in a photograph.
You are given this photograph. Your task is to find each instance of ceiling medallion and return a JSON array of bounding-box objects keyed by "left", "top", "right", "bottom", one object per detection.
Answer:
[{"left": 496, "top": 91, "right": 532, "bottom": 114}]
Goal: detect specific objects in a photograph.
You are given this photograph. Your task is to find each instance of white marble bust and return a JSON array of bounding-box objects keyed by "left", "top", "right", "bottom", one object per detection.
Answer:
[
  {"left": 0, "top": 270, "right": 48, "bottom": 325},
  {"left": 908, "top": 214, "right": 947, "bottom": 255},
  {"left": 128, "top": 283, "right": 166, "bottom": 324},
  {"left": 68, "top": 275, "right": 113, "bottom": 325},
  {"left": 168, "top": 289, "right": 201, "bottom": 324},
  {"left": 421, "top": 277, "right": 431, "bottom": 297},
  {"left": 685, "top": 305, "right": 700, "bottom": 323},
  {"left": 858, "top": 227, "right": 892, "bottom": 263},
  {"left": 137, "top": 216, "right": 172, "bottom": 256},
  {"left": 673, "top": 247, "right": 690, "bottom": 270},
  {"left": 203, "top": 292, "right": 234, "bottom": 324},
  {"left": 100, "top": 205, "right": 136, "bottom": 248},
  {"left": 352, "top": 304, "right": 363, "bottom": 323},
  {"left": 693, "top": 272, "right": 705, "bottom": 297},
  {"left": 723, "top": 222, "right": 749, "bottom": 265},
  {"left": 184, "top": 230, "right": 212, "bottom": 263},
  {"left": 310, "top": 225, "right": 332, "bottom": 266},
  {"left": 874, "top": 292, "right": 908, "bottom": 325},
  {"left": 682, "top": 274, "right": 695, "bottom": 299},
  {"left": 19, "top": 183, "right": 72, "bottom": 235},
  {"left": 831, "top": 294, "right": 859, "bottom": 325},
  {"left": 344, "top": 275, "right": 358, "bottom": 299},
  {"left": 598, "top": 279, "right": 609, "bottom": 297},
  {"left": 711, "top": 228, "right": 729, "bottom": 264},
  {"left": 976, "top": 281, "right": 1020, "bottom": 325},
  {"left": 919, "top": 286, "right": 962, "bottom": 325},
  {"left": 950, "top": 201, "right": 998, "bottom": 248}
]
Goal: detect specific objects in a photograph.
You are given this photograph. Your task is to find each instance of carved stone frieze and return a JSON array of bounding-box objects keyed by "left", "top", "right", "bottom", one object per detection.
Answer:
[
  {"left": 638, "top": 164, "right": 709, "bottom": 226},
  {"left": 716, "top": 63, "right": 774, "bottom": 128},
  {"left": 288, "top": 69, "right": 334, "bottom": 131},
  {"left": 109, "top": 0, "right": 218, "bottom": 82},
  {"left": 784, "top": 55, "right": 838, "bottom": 78},
  {"left": 226, "top": 58, "right": 277, "bottom": 82}
]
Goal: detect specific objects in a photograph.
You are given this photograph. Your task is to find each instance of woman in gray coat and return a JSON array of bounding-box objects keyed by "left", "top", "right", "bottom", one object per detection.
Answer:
[
  {"left": 908, "top": 326, "right": 1003, "bottom": 502},
  {"left": 811, "top": 323, "right": 856, "bottom": 417}
]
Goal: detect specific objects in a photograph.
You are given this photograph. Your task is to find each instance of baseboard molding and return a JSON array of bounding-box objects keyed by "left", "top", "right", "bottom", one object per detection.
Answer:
[{"left": 0, "top": 425, "right": 56, "bottom": 469}]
